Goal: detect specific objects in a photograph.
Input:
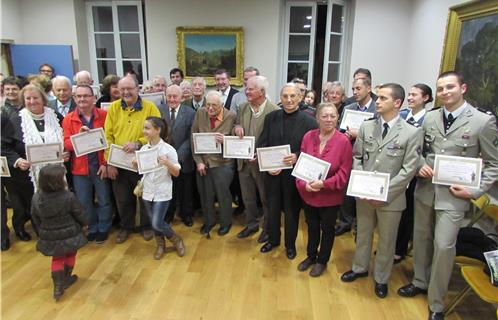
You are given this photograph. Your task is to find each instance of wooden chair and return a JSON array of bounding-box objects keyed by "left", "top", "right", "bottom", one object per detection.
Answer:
[{"left": 467, "top": 194, "right": 491, "bottom": 227}]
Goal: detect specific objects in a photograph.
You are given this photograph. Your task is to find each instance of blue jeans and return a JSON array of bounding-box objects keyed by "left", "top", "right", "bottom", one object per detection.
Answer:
[
  {"left": 73, "top": 174, "right": 112, "bottom": 234},
  {"left": 142, "top": 200, "right": 173, "bottom": 238}
]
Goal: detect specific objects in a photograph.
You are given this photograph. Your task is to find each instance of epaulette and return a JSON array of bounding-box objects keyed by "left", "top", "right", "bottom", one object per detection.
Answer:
[
  {"left": 427, "top": 107, "right": 441, "bottom": 112},
  {"left": 365, "top": 116, "right": 377, "bottom": 121},
  {"left": 477, "top": 107, "right": 496, "bottom": 116}
]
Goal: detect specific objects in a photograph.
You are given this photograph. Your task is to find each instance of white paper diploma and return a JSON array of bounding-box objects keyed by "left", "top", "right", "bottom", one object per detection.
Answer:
[
  {"left": 140, "top": 92, "right": 166, "bottom": 107},
  {"left": 340, "top": 109, "right": 374, "bottom": 130},
  {"left": 107, "top": 144, "right": 137, "bottom": 172},
  {"left": 291, "top": 152, "right": 331, "bottom": 183},
  {"left": 0, "top": 156, "right": 10, "bottom": 177},
  {"left": 192, "top": 133, "right": 221, "bottom": 154},
  {"left": 432, "top": 155, "right": 482, "bottom": 188},
  {"left": 100, "top": 102, "right": 111, "bottom": 111},
  {"left": 257, "top": 145, "right": 292, "bottom": 172},
  {"left": 136, "top": 147, "right": 162, "bottom": 174},
  {"left": 26, "top": 142, "right": 63, "bottom": 165},
  {"left": 70, "top": 128, "right": 108, "bottom": 157},
  {"left": 223, "top": 136, "right": 255, "bottom": 159},
  {"left": 347, "top": 170, "right": 390, "bottom": 201}
]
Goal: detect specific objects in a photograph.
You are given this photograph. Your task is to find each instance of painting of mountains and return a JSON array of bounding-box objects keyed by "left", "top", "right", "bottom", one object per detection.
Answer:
[{"left": 185, "top": 34, "right": 237, "bottom": 77}]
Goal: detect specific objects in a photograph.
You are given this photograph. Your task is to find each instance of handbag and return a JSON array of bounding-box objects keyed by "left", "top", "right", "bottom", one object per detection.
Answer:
[{"left": 133, "top": 179, "right": 144, "bottom": 197}]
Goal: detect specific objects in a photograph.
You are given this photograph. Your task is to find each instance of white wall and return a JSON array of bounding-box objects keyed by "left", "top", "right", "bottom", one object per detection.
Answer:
[
  {"left": 1, "top": 0, "right": 23, "bottom": 42},
  {"left": 144, "top": 0, "right": 283, "bottom": 100}
]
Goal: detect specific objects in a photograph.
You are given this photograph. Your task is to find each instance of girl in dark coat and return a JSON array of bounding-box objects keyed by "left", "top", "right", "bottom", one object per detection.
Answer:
[{"left": 31, "top": 164, "right": 88, "bottom": 301}]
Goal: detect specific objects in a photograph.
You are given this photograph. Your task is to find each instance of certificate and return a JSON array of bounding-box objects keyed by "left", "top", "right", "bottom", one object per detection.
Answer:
[
  {"left": 136, "top": 147, "right": 162, "bottom": 174},
  {"left": 223, "top": 136, "right": 255, "bottom": 159},
  {"left": 346, "top": 170, "right": 390, "bottom": 201},
  {"left": 0, "top": 156, "right": 10, "bottom": 177},
  {"left": 70, "top": 128, "right": 108, "bottom": 157},
  {"left": 26, "top": 142, "right": 63, "bottom": 165},
  {"left": 432, "top": 155, "right": 482, "bottom": 188},
  {"left": 291, "top": 152, "right": 331, "bottom": 183},
  {"left": 257, "top": 145, "right": 292, "bottom": 172},
  {"left": 339, "top": 109, "right": 374, "bottom": 130},
  {"left": 107, "top": 144, "right": 137, "bottom": 172},
  {"left": 100, "top": 102, "right": 111, "bottom": 111},
  {"left": 192, "top": 133, "right": 221, "bottom": 154},
  {"left": 140, "top": 92, "right": 165, "bottom": 107}
]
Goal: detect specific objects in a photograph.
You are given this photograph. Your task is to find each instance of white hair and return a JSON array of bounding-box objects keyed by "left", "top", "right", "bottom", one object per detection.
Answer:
[
  {"left": 249, "top": 75, "right": 269, "bottom": 92},
  {"left": 206, "top": 90, "right": 223, "bottom": 105},
  {"left": 179, "top": 80, "right": 192, "bottom": 90},
  {"left": 166, "top": 84, "right": 181, "bottom": 95},
  {"left": 192, "top": 77, "right": 206, "bottom": 88},
  {"left": 152, "top": 75, "right": 167, "bottom": 85},
  {"left": 73, "top": 70, "right": 92, "bottom": 83},
  {"left": 280, "top": 82, "right": 301, "bottom": 96},
  {"left": 52, "top": 75, "right": 72, "bottom": 87}
]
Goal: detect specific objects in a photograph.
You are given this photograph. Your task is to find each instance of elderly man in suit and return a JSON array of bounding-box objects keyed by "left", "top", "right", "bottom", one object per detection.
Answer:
[
  {"left": 48, "top": 76, "right": 76, "bottom": 117},
  {"left": 341, "top": 83, "right": 423, "bottom": 299},
  {"left": 162, "top": 85, "right": 196, "bottom": 226},
  {"left": 397, "top": 72, "right": 498, "bottom": 320},
  {"left": 185, "top": 77, "right": 206, "bottom": 111},
  {"left": 233, "top": 75, "right": 279, "bottom": 241}
]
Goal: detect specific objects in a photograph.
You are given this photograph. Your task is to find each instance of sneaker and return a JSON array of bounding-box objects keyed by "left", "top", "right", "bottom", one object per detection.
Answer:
[
  {"left": 95, "top": 232, "right": 108, "bottom": 244},
  {"left": 87, "top": 232, "right": 98, "bottom": 241}
]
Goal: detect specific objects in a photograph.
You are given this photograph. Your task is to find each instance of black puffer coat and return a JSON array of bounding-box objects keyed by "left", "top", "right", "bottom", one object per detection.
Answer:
[{"left": 31, "top": 190, "right": 88, "bottom": 256}]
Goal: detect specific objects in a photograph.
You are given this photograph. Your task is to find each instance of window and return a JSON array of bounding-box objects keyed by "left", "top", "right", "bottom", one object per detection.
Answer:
[{"left": 86, "top": 1, "right": 147, "bottom": 83}]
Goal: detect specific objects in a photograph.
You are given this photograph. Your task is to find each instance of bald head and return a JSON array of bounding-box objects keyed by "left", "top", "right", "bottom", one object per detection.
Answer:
[{"left": 166, "top": 85, "right": 182, "bottom": 109}]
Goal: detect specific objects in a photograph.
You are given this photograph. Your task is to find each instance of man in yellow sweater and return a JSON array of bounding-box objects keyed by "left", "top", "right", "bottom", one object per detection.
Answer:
[{"left": 104, "top": 75, "right": 161, "bottom": 244}]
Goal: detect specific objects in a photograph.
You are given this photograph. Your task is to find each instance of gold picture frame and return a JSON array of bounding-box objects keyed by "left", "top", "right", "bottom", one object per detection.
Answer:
[
  {"left": 176, "top": 26, "right": 244, "bottom": 86},
  {"left": 440, "top": 0, "right": 497, "bottom": 111}
]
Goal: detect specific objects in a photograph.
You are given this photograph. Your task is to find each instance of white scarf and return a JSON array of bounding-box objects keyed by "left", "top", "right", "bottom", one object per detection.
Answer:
[{"left": 19, "top": 107, "right": 63, "bottom": 189}]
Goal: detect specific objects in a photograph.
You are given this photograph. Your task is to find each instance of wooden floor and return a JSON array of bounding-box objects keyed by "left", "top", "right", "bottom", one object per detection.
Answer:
[{"left": 1, "top": 212, "right": 495, "bottom": 320}]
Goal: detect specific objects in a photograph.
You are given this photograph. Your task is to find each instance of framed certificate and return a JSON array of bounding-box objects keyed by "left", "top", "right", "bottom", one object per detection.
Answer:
[
  {"left": 100, "top": 102, "right": 111, "bottom": 111},
  {"left": 140, "top": 92, "right": 166, "bottom": 106},
  {"left": 0, "top": 156, "right": 10, "bottom": 177},
  {"left": 135, "top": 147, "right": 162, "bottom": 174},
  {"left": 257, "top": 145, "right": 292, "bottom": 172},
  {"left": 70, "top": 128, "right": 108, "bottom": 157},
  {"left": 192, "top": 133, "right": 221, "bottom": 154},
  {"left": 432, "top": 155, "right": 482, "bottom": 188},
  {"left": 339, "top": 109, "right": 374, "bottom": 130},
  {"left": 107, "top": 144, "right": 137, "bottom": 172},
  {"left": 291, "top": 152, "right": 331, "bottom": 183},
  {"left": 26, "top": 142, "right": 63, "bottom": 165},
  {"left": 223, "top": 136, "right": 255, "bottom": 159},
  {"left": 347, "top": 170, "right": 390, "bottom": 201}
]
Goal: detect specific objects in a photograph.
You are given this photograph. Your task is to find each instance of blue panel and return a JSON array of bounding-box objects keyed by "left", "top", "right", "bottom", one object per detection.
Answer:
[{"left": 10, "top": 44, "right": 75, "bottom": 81}]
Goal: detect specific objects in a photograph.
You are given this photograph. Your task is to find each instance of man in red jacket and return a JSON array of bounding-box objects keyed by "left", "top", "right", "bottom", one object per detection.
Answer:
[{"left": 62, "top": 85, "right": 112, "bottom": 244}]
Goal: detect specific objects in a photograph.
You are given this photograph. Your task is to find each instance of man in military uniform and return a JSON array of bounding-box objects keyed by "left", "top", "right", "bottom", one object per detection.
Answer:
[
  {"left": 340, "top": 83, "right": 423, "bottom": 299},
  {"left": 397, "top": 71, "right": 498, "bottom": 320}
]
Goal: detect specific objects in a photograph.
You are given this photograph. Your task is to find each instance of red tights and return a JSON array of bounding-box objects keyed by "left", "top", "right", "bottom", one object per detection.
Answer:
[{"left": 51, "top": 252, "right": 77, "bottom": 271}]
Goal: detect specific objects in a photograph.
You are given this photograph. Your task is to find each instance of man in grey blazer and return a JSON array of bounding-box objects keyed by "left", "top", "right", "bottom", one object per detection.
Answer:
[
  {"left": 398, "top": 71, "right": 498, "bottom": 320},
  {"left": 341, "top": 83, "right": 423, "bottom": 299},
  {"left": 335, "top": 77, "right": 378, "bottom": 236},
  {"left": 48, "top": 75, "right": 76, "bottom": 117},
  {"left": 162, "top": 85, "right": 196, "bottom": 226}
]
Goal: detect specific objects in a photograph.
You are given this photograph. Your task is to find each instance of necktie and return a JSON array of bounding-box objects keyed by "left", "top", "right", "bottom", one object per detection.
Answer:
[
  {"left": 407, "top": 117, "right": 415, "bottom": 124},
  {"left": 444, "top": 113, "right": 455, "bottom": 132},
  {"left": 448, "top": 113, "right": 454, "bottom": 122},
  {"left": 170, "top": 108, "right": 176, "bottom": 125},
  {"left": 210, "top": 117, "right": 217, "bottom": 129},
  {"left": 382, "top": 123, "right": 389, "bottom": 139},
  {"left": 195, "top": 103, "right": 200, "bottom": 110}
]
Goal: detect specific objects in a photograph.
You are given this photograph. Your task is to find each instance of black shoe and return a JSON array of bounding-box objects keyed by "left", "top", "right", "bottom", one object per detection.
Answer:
[
  {"left": 375, "top": 282, "right": 388, "bottom": 298},
  {"left": 310, "top": 263, "right": 327, "bottom": 277},
  {"left": 232, "top": 206, "right": 245, "bottom": 216},
  {"left": 297, "top": 257, "right": 316, "bottom": 272},
  {"left": 218, "top": 224, "right": 232, "bottom": 236},
  {"left": 397, "top": 283, "right": 428, "bottom": 297},
  {"left": 334, "top": 225, "right": 351, "bottom": 236},
  {"left": 340, "top": 270, "right": 369, "bottom": 282},
  {"left": 165, "top": 215, "right": 174, "bottom": 224},
  {"left": 200, "top": 224, "right": 214, "bottom": 235},
  {"left": 428, "top": 310, "right": 444, "bottom": 320},
  {"left": 87, "top": 232, "right": 98, "bottom": 242},
  {"left": 1, "top": 237, "right": 10, "bottom": 251},
  {"left": 237, "top": 227, "right": 258, "bottom": 239},
  {"left": 182, "top": 216, "right": 193, "bottom": 227},
  {"left": 257, "top": 231, "right": 269, "bottom": 243},
  {"left": 286, "top": 248, "right": 297, "bottom": 260},
  {"left": 260, "top": 242, "right": 278, "bottom": 253},
  {"left": 95, "top": 232, "right": 108, "bottom": 244},
  {"left": 16, "top": 230, "right": 31, "bottom": 241}
]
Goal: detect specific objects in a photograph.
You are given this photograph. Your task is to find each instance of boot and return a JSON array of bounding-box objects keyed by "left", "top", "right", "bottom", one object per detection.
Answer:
[
  {"left": 64, "top": 265, "right": 78, "bottom": 289},
  {"left": 168, "top": 232, "right": 185, "bottom": 257},
  {"left": 154, "top": 235, "right": 165, "bottom": 260},
  {"left": 51, "top": 270, "right": 65, "bottom": 301}
]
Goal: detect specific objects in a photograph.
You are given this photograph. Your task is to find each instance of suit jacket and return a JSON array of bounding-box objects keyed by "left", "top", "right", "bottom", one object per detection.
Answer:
[
  {"left": 162, "top": 104, "right": 196, "bottom": 172},
  {"left": 184, "top": 98, "right": 206, "bottom": 111},
  {"left": 400, "top": 108, "right": 425, "bottom": 127},
  {"left": 223, "top": 87, "right": 239, "bottom": 110},
  {"left": 344, "top": 92, "right": 378, "bottom": 107},
  {"left": 48, "top": 98, "right": 76, "bottom": 115},
  {"left": 353, "top": 117, "right": 423, "bottom": 211},
  {"left": 415, "top": 104, "right": 498, "bottom": 211}
]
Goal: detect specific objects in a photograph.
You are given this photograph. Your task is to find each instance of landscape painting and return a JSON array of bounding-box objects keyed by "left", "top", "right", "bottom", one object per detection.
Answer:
[{"left": 177, "top": 27, "right": 244, "bottom": 86}]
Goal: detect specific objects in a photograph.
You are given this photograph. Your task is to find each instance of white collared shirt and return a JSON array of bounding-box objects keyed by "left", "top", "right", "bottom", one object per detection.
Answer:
[
  {"left": 57, "top": 99, "right": 70, "bottom": 116},
  {"left": 193, "top": 97, "right": 204, "bottom": 109},
  {"left": 407, "top": 108, "right": 426, "bottom": 123},
  {"left": 220, "top": 86, "right": 231, "bottom": 106},
  {"left": 170, "top": 104, "right": 181, "bottom": 116},
  {"left": 444, "top": 101, "right": 468, "bottom": 119},
  {"left": 381, "top": 115, "right": 400, "bottom": 130},
  {"left": 249, "top": 99, "right": 268, "bottom": 118}
]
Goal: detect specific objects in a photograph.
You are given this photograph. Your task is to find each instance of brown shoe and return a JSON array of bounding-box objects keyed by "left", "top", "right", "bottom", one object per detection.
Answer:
[
  {"left": 115, "top": 229, "right": 131, "bottom": 244},
  {"left": 154, "top": 235, "right": 165, "bottom": 260},
  {"left": 169, "top": 233, "right": 185, "bottom": 257},
  {"left": 309, "top": 263, "right": 327, "bottom": 277},
  {"left": 297, "top": 257, "right": 316, "bottom": 272},
  {"left": 142, "top": 229, "right": 154, "bottom": 241}
]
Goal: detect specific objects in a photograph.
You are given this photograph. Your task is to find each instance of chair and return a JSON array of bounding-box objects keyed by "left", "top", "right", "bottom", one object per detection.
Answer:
[
  {"left": 443, "top": 265, "right": 498, "bottom": 315},
  {"left": 466, "top": 194, "right": 491, "bottom": 227}
]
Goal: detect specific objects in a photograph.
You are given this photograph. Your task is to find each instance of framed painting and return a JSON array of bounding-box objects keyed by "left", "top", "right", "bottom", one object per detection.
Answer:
[
  {"left": 176, "top": 26, "right": 244, "bottom": 86},
  {"left": 440, "top": 0, "right": 498, "bottom": 114}
]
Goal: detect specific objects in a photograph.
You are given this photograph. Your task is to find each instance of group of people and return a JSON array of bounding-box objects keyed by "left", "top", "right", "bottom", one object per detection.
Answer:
[{"left": 1, "top": 64, "right": 497, "bottom": 320}]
